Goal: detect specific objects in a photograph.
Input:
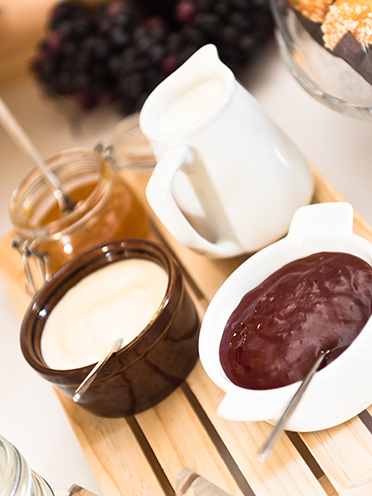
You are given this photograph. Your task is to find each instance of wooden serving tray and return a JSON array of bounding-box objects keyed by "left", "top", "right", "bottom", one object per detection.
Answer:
[{"left": 2, "top": 164, "right": 372, "bottom": 496}]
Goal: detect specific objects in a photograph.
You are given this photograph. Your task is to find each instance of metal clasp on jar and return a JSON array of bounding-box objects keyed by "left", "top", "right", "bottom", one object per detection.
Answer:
[
  {"left": 10, "top": 236, "right": 51, "bottom": 296},
  {"left": 94, "top": 141, "right": 115, "bottom": 164}
]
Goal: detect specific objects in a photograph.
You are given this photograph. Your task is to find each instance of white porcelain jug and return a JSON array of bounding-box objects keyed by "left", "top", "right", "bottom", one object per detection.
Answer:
[{"left": 140, "top": 44, "right": 314, "bottom": 258}]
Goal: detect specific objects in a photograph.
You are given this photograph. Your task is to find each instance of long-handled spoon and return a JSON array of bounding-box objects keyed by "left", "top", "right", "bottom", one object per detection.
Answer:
[
  {"left": 0, "top": 96, "right": 78, "bottom": 215},
  {"left": 258, "top": 350, "right": 330, "bottom": 461},
  {"left": 73, "top": 338, "right": 123, "bottom": 403}
]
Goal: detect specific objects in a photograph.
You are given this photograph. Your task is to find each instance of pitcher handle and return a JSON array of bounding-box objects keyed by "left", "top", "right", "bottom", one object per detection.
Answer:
[{"left": 146, "top": 145, "right": 240, "bottom": 257}]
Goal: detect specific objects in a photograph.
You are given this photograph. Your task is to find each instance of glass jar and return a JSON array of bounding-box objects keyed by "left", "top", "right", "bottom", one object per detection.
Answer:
[
  {"left": 0, "top": 435, "right": 54, "bottom": 496},
  {"left": 109, "top": 113, "right": 155, "bottom": 171},
  {"left": 9, "top": 145, "right": 149, "bottom": 294},
  {"left": 269, "top": 0, "right": 372, "bottom": 119}
]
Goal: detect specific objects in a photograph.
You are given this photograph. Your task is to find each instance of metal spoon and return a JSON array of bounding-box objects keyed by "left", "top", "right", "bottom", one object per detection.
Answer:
[
  {"left": 258, "top": 350, "right": 330, "bottom": 461},
  {"left": 0, "top": 96, "right": 78, "bottom": 215},
  {"left": 73, "top": 338, "right": 123, "bottom": 403},
  {"left": 67, "top": 485, "right": 99, "bottom": 496},
  {"left": 67, "top": 484, "right": 99, "bottom": 496}
]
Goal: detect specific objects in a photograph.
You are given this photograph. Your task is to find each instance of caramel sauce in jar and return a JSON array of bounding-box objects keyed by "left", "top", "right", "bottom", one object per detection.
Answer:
[{"left": 10, "top": 148, "right": 149, "bottom": 285}]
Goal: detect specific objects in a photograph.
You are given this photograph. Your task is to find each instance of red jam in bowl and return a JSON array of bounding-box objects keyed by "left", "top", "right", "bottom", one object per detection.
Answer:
[{"left": 219, "top": 252, "right": 372, "bottom": 390}]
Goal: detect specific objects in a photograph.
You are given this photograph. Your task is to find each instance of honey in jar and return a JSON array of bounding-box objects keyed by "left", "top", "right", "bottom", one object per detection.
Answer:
[{"left": 9, "top": 146, "right": 149, "bottom": 292}]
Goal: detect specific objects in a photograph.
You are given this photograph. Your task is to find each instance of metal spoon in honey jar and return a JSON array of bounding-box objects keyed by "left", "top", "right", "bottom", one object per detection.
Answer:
[{"left": 0, "top": 96, "right": 78, "bottom": 215}]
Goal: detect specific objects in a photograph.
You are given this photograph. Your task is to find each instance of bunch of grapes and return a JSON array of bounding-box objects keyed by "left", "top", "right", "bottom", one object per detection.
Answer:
[{"left": 31, "top": 0, "right": 274, "bottom": 114}]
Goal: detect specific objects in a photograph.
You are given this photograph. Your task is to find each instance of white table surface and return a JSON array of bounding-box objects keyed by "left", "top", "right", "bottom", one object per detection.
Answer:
[{"left": 1, "top": 41, "right": 372, "bottom": 496}]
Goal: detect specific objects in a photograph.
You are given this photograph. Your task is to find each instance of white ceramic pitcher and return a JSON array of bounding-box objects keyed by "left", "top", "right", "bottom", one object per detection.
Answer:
[{"left": 140, "top": 44, "right": 314, "bottom": 258}]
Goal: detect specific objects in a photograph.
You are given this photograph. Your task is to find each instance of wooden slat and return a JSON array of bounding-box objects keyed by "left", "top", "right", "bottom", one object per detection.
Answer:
[
  {"left": 135, "top": 387, "right": 244, "bottom": 496},
  {"left": 57, "top": 393, "right": 166, "bottom": 496},
  {"left": 300, "top": 420, "right": 372, "bottom": 493},
  {"left": 187, "top": 362, "right": 328, "bottom": 496}
]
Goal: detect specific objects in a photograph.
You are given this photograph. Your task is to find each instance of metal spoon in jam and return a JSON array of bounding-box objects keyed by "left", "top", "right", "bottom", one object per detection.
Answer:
[{"left": 258, "top": 349, "right": 331, "bottom": 461}]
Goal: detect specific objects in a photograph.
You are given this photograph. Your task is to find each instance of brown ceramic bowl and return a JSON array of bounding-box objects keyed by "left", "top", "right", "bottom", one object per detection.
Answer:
[{"left": 20, "top": 239, "right": 200, "bottom": 417}]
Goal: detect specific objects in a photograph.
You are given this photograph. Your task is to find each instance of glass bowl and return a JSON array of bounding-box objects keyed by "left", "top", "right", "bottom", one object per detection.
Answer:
[{"left": 269, "top": 0, "right": 372, "bottom": 120}]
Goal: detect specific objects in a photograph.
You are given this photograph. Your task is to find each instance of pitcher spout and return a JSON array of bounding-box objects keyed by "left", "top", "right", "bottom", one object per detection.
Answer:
[
  {"left": 162, "top": 43, "right": 233, "bottom": 86},
  {"left": 183, "top": 43, "right": 228, "bottom": 76},
  {"left": 139, "top": 44, "right": 234, "bottom": 140}
]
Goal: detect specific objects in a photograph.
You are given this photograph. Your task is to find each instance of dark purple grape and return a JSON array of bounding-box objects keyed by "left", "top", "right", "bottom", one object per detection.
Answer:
[
  {"left": 92, "top": 39, "right": 110, "bottom": 60},
  {"left": 132, "top": 0, "right": 177, "bottom": 20},
  {"left": 214, "top": 2, "right": 230, "bottom": 17},
  {"left": 45, "top": 31, "right": 64, "bottom": 53},
  {"left": 72, "top": 18, "right": 93, "bottom": 41},
  {"left": 180, "top": 25, "right": 207, "bottom": 46},
  {"left": 231, "top": 0, "right": 248, "bottom": 10},
  {"left": 194, "top": 13, "right": 221, "bottom": 35},
  {"left": 105, "top": 1, "right": 127, "bottom": 20},
  {"left": 107, "top": 55, "right": 122, "bottom": 76},
  {"left": 161, "top": 54, "right": 179, "bottom": 75},
  {"left": 221, "top": 25, "right": 239, "bottom": 45},
  {"left": 174, "top": 1, "right": 198, "bottom": 24},
  {"left": 148, "top": 43, "right": 166, "bottom": 66},
  {"left": 142, "top": 16, "right": 166, "bottom": 31},
  {"left": 58, "top": 21, "right": 75, "bottom": 41},
  {"left": 110, "top": 26, "right": 130, "bottom": 49},
  {"left": 53, "top": 72, "right": 73, "bottom": 94},
  {"left": 74, "top": 92, "right": 97, "bottom": 110},
  {"left": 48, "top": 1, "right": 84, "bottom": 29}
]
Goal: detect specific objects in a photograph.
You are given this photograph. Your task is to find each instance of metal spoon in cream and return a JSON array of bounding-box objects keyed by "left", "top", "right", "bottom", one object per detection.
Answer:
[{"left": 41, "top": 258, "right": 168, "bottom": 370}]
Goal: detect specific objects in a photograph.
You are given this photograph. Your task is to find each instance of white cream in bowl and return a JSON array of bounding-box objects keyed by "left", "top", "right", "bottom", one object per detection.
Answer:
[
  {"left": 199, "top": 202, "right": 372, "bottom": 432},
  {"left": 41, "top": 258, "right": 168, "bottom": 370}
]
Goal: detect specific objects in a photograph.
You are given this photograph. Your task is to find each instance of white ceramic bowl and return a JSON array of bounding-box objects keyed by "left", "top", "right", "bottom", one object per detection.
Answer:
[{"left": 199, "top": 202, "right": 372, "bottom": 432}]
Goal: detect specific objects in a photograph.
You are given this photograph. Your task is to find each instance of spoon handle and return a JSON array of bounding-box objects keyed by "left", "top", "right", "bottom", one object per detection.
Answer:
[
  {"left": 0, "top": 98, "right": 50, "bottom": 176},
  {"left": 258, "top": 351, "right": 329, "bottom": 461},
  {"left": 73, "top": 339, "right": 123, "bottom": 403},
  {"left": 67, "top": 485, "right": 99, "bottom": 496},
  {"left": 0, "top": 96, "right": 70, "bottom": 200}
]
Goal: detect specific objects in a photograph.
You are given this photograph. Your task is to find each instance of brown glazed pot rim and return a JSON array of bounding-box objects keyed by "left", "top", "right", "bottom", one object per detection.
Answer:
[{"left": 20, "top": 238, "right": 181, "bottom": 384}]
